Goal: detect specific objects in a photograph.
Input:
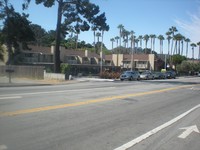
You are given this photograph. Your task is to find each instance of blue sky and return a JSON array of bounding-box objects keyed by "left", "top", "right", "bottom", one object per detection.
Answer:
[{"left": 7, "top": 0, "right": 200, "bottom": 58}]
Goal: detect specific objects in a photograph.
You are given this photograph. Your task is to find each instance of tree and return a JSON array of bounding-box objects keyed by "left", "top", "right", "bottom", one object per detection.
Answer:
[
  {"left": 115, "top": 36, "right": 119, "bottom": 48},
  {"left": 185, "top": 38, "right": 190, "bottom": 58},
  {"left": 180, "top": 36, "right": 185, "bottom": 56},
  {"left": 168, "top": 26, "right": 178, "bottom": 55},
  {"left": 157, "top": 35, "right": 165, "bottom": 54},
  {"left": 197, "top": 42, "right": 200, "bottom": 60},
  {"left": 166, "top": 31, "right": 172, "bottom": 55},
  {"left": 171, "top": 54, "right": 186, "bottom": 70},
  {"left": 30, "top": 24, "right": 46, "bottom": 46},
  {"left": 138, "top": 35, "right": 143, "bottom": 48},
  {"left": 91, "top": 25, "right": 97, "bottom": 50},
  {"left": 149, "top": 34, "right": 155, "bottom": 53},
  {"left": 123, "top": 30, "right": 130, "bottom": 48},
  {"left": 24, "top": 0, "right": 108, "bottom": 73},
  {"left": 134, "top": 38, "right": 139, "bottom": 50},
  {"left": 110, "top": 38, "right": 115, "bottom": 50},
  {"left": 1, "top": 0, "right": 35, "bottom": 64},
  {"left": 117, "top": 24, "right": 124, "bottom": 47},
  {"left": 190, "top": 43, "right": 197, "bottom": 59},
  {"left": 0, "top": 44, "right": 5, "bottom": 62},
  {"left": 42, "top": 30, "right": 57, "bottom": 46},
  {"left": 173, "top": 33, "right": 183, "bottom": 55},
  {"left": 143, "top": 34, "right": 149, "bottom": 54}
]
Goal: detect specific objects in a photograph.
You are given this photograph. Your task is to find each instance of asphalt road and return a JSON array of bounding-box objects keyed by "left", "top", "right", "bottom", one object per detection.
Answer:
[{"left": 0, "top": 77, "right": 200, "bottom": 150}]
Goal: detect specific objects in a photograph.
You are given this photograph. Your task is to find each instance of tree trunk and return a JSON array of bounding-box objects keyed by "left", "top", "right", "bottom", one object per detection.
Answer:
[{"left": 54, "top": 0, "right": 63, "bottom": 73}]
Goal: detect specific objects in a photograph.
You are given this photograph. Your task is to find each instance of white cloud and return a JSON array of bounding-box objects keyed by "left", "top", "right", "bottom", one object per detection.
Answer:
[{"left": 175, "top": 8, "right": 200, "bottom": 43}]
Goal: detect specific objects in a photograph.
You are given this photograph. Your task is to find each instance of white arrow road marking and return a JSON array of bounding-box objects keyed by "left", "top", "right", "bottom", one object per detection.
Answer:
[
  {"left": 178, "top": 125, "right": 200, "bottom": 139},
  {"left": 114, "top": 104, "right": 200, "bottom": 150},
  {"left": 0, "top": 145, "right": 7, "bottom": 150}
]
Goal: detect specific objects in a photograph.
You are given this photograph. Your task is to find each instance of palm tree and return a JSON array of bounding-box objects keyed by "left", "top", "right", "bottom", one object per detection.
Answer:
[
  {"left": 173, "top": 34, "right": 183, "bottom": 55},
  {"left": 190, "top": 43, "right": 197, "bottom": 60},
  {"left": 168, "top": 26, "right": 178, "bottom": 55},
  {"left": 166, "top": 31, "right": 172, "bottom": 55},
  {"left": 150, "top": 34, "right": 156, "bottom": 54},
  {"left": 135, "top": 38, "right": 139, "bottom": 51},
  {"left": 157, "top": 35, "right": 165, "bottom": 54},
  {"left": 185, "top": 38, "right": 191, "bottom": 58},
  {"left": 180, "top": 36, "right": 185, "bottom": 56},
  {"left": 152, "top": 34, "right": 156, "bottom": 54},
  {"left": 110, "top": 38, "right": 115, "bottom": 50},
  {"left": 138, "top": 35, "right": 143, "bottom": 48},
  {"left": 149, "top": 34, "right": 154, "bottom": 53},
  {"left": 117, "top": 24, "right": 124, "bottom": 47},
  {"left": 115, "top": 36, "right": 120, "bottom": 48},
  {"left": 143, "top": 34, "right": 149, "bottom": 54},
  {"left": 197, "top": 42, "right": 200, "bottom": 60},
  {"left": 174, "top": 33, "right": 184, "bottom": 55},
  {"left": 121, "top": 29, "right": 129, "bottom": 48}
]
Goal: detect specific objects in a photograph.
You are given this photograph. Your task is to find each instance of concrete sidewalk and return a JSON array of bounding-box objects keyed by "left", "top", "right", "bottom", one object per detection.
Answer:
[
  {"left": 0, "top": 76, "right": 77, "bottom": 87},
  {"left": 0, "top": 76, "right": 115, "bottom": 87}
]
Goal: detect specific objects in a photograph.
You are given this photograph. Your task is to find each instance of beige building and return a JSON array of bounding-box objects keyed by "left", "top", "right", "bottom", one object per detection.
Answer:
[{"left": 20, "top": 45, "right": 156, "bottom": 72}]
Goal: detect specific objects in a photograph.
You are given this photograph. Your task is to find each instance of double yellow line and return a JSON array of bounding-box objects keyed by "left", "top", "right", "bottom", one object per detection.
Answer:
[{"left": 0, "top": 85, "right": 195, "bottom": 117}]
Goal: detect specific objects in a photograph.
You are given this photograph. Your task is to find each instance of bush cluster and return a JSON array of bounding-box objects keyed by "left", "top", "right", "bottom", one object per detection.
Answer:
[
  {"left": 99, "top": 71, "right": 121, "bottom": 79},
  {"left": 177, "top": 61, "right": 200, "bottom": 75}
]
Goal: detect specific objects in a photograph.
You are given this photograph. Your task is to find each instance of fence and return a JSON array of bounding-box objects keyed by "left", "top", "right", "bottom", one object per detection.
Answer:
[{"left": 0, "top": 65, "right": 45, "bottom": 79}]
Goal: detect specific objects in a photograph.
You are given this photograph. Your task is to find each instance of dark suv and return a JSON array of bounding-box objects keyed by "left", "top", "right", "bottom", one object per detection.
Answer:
[{"left": 165, "top": 71, "right": 176, "bottom": 79}]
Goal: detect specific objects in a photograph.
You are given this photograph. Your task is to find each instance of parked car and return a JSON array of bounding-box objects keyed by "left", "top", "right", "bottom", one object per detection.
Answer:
[
  {"left": 153, "top": 72, "right": 166, "bottom": 79},
  {"left": 165, "top": 71, "right": 176, "bottom": 79},
  {"left": 140, "top": 72, "right": 154, "bottom": 80},
  {"left": 120, "top": 71, "right": 140, "bottom": 81},
  {"left": 198, "top": 72, "right": 200, "bottom": 77},
  {"left": 153, "top": 72, "right": 163, "bottom": 79}
]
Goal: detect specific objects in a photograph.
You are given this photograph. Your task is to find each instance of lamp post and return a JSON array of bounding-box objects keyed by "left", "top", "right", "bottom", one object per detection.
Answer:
[
  {"left": 131, "top": 31, "right": 135, "bottom": 71},
  {"left": 100, "top": 31, "right": 104, "bottom": 74}
]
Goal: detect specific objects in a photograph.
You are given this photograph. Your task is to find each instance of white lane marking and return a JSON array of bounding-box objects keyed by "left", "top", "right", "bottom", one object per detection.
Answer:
[
  {"left": 114, "top": 104, "right": 200, "bottom": 150},
  {"left": 0, "top": 145, "right": 7, "bottom": 150},
  {"left": 0, "top": 87, "right": 115, "bottom": 97},
  {"left": 178, "top": 125, "right": 200, "bottom": 139},
  {"left": 0, "top": 96, "right": 22, "bottom": 100}
]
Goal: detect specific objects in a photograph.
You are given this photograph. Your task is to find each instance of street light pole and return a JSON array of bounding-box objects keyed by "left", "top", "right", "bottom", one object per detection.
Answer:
[
  {"left": 100, "top": 31, "right": 104, "bottom": 74},
  {"left": 131, "top": 34, "right": 135, "bottom": 71}
]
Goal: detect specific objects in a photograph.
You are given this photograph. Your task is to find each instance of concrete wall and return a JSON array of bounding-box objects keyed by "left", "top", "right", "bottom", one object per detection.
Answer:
[
  {"left": 44, "top": 70, "right": 65, "bottom": 80},
  {"left": 0, "top": 65, "right": 44, "bottom": 79}
]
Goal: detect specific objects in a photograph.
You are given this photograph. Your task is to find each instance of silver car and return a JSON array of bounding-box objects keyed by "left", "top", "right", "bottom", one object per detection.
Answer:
[
  {"left": 120, "top": 71, "right": 140, "bottom": 81},
  {"left": 140, "top": 72, "right": 154, "bottom": 80}
]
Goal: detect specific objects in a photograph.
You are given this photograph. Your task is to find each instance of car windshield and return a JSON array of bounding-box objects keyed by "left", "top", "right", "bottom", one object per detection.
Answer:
[
  {"left": 123, "top": 71, "right": 132, "bottom": 74},
  {"left": 141, "top": 72, "right": 148, "bottom": 75}
]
